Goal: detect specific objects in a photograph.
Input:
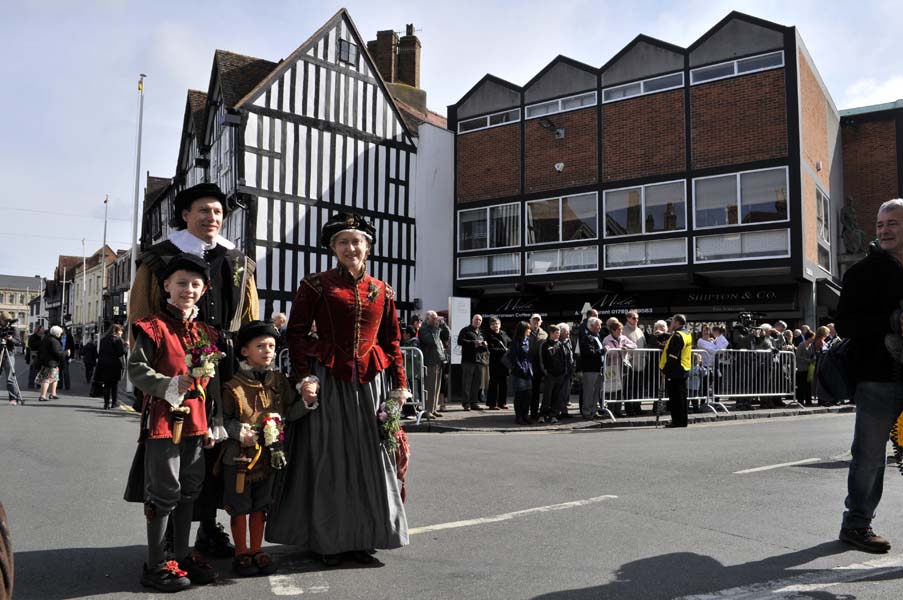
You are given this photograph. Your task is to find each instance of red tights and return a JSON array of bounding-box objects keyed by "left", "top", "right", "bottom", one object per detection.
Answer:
[{"left": 230, "top": 512, "right": 266, "bottom": 555}]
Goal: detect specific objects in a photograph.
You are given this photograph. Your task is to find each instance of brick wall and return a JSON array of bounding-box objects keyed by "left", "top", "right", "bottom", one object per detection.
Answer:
[
  {"left": 798, "top": 51, "right": 829, "bottom": 189},
  {"left": 691, "top": 69, "right": 788, "bottom": 170},
  {"left": 802, "top": 171, "right": 818, "bottom": 265},
  {"left": 524, "top": 107, "right": 597, "bottom": 194},
  {"left": 602, "top": 89, "right": 685, "bottom": 182},
  {"left": 842, "top": 118, "right": 899, "bottom": 233},
  {"left": 456, "top": 124, "right": 521, "bottom": 202}
]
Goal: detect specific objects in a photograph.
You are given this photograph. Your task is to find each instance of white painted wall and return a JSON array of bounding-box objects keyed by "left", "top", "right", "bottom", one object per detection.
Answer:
[{"left": 411, "top": 122, "right": 454, "bottom": 315}]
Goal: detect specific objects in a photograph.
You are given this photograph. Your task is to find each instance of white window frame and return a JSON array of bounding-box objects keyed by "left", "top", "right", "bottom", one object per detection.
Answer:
[
  {"left": 692, "top": 166, "right": 790, "bottom": 231},
  {"left": 524, "top": 91, "right": 597, "bottom": 120},
  {"left": 690, "top": 50, "right": 784, "bottom": 85},
  {"left": 816, "top": 187, "right": 831, "bottom": 273},
  {"left": 603, "top": 180, "right": 688, "bottom": 239},
  {"left": 693, "top": 228, "right": 791, "bottom": 264},
  {"left": 526, "top": 245, "right": 599, "bottom": 276},
  {"left": 603, "top": 238, "right": 689, "bottom": 270},
  {"left": 602, "top": 71, "right": 685, "bottom": 104},
  {"left": 525, "top": 193, "right": 599, "bottom": 247},
  {"left": 457, "top": 203, "right": 522, "bottom": 253},
  {"left": 457, "top": 108, "right": 521, "bottom": 134},
  {"left": 457, "top": 253, "right": 522, "bottom": 280}
]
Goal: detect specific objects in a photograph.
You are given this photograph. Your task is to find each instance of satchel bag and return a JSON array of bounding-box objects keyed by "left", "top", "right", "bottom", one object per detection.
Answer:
[
  {"left": 500, "top": 347, "right": 515, "bottom": 371},
  {"left": 815, "top": 339, "right": 855, "bottom": 404}
]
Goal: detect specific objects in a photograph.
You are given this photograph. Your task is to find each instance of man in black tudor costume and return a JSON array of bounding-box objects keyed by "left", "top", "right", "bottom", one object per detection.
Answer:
[{"left": 128, "top": 182, "right": 259, "bottom": 558}]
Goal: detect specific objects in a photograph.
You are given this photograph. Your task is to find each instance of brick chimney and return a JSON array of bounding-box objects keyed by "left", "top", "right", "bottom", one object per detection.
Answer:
[
  {"left": 396, "top": 24, "right": 421, "bottom": 88},
  {"left": 367, "top": 29, "right": 398, "bottom": 83}
]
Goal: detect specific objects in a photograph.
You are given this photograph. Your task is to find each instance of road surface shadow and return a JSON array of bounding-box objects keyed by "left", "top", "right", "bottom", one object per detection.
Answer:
[
  {"left": 13, "top": 544, "right": 238, "bottom": 599},
  {"left": 531, "top": 541, "right": 896, "bottom": 600}
]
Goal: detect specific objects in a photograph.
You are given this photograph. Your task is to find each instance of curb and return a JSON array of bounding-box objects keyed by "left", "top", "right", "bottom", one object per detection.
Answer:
[{"left": 403, "top": 404, "right": 855, "bottom": 434}]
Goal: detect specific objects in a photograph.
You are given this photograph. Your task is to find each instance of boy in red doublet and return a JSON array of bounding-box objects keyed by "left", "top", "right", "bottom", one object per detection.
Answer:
[{"left": 128, "top": 254, "right": 223, "bottom": 592}]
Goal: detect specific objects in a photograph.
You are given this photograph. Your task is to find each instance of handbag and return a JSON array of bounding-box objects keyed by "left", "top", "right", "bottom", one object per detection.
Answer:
[
  {"left": 815, "top": 339, "right": 855, "bottom": 404},
  {"left": 123, "top": 442, "right": 146, "bottom": 503},
  {"left": 500, "top": 347, "right": 515, "bottom": 371}
]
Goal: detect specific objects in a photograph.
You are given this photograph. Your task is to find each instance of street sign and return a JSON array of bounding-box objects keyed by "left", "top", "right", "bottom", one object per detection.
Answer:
[{"left": 449, "top": 296, "right": 470, "bottom": 366}]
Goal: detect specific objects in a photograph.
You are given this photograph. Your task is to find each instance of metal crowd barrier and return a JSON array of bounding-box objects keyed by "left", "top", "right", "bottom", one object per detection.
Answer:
[
  {"left": 713, "top": 349, "right": 800, "bottom": 408},
  {"left": 400, "top": 346, "right": 428, "bottom": 424},
  {"left": 277, "top": 348, "right": 291, "bottom": 376}
]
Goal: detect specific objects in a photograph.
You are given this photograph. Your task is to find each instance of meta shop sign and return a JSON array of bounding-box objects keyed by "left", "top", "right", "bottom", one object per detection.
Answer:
[{"left": 670, "top": 285, "right": 798, "bottom": 313}]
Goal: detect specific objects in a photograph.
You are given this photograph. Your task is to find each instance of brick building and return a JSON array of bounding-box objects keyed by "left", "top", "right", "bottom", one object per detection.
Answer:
[{"left": 449, "top": 12, "right": 846, "bottom": 327}]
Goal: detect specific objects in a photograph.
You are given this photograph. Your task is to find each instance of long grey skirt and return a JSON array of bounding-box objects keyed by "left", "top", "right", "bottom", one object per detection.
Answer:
[{"left": 265, "top": 362, "right": 409, "bottom": 554}]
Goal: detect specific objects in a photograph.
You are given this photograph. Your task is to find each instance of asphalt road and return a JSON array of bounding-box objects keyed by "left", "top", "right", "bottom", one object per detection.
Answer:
[{"left": 2, "top": 354, "right": 903, "bottom": 599}]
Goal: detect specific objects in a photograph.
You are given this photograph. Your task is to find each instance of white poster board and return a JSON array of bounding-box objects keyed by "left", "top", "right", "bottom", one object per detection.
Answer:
[{"left": 449, "top": 296, "right": 471, "bottom": 366}]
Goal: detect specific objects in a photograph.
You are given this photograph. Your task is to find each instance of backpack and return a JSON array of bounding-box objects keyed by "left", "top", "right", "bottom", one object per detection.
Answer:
[{"left": 815, "top": 339, "right": 855, "bottom": 404}]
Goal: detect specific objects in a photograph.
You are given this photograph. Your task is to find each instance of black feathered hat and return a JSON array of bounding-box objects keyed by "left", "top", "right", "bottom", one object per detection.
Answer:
[
  {"left": 320, "top": 212, "right": 376, "bottom": 249},
  {"left": 160, "top": 253, "right": 210, "bottom": 283},
  {"left": 172, "top": 183, "right": 228, "bottom": 229},
  {"left": 236, "top": 320, "right": 280, "bottom": 349}
]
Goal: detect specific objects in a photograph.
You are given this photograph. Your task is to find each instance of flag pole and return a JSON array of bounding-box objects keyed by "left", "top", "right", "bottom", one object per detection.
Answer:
[{"left": 127, "top": 74, "right": 146, "bottom": 395}]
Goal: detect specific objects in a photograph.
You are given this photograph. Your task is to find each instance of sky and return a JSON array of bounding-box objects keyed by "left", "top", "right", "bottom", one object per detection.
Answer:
[{"left": 1, "top": 0, "right": 901, "bottom": 279}]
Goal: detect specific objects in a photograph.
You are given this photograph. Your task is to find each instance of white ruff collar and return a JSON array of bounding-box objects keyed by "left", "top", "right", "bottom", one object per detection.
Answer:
[{"left": 169, "top": 229, "right": 235, "bottom": 257}]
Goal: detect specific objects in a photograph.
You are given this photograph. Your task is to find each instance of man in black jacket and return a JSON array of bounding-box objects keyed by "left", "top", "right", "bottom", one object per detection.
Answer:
[
  {"left": 578, "top": 317, "right": 604, "bottom": 419},
  {"left": 660, "top": 314, "right": 691, "bottom": 428},
  {"left": 457, "top": 314, "right": 489, "bottom": 410},
  {"left": 539, "top": 325, "right": 566, "bottom": 423},
  {"left": 836, "top": 198, "right": 903, "bottom": 554}
]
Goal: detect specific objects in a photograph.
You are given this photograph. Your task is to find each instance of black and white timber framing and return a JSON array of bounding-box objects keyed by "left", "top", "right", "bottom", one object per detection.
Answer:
[{"left": 234, "top": 10, "right": 418, "bottom": 318}]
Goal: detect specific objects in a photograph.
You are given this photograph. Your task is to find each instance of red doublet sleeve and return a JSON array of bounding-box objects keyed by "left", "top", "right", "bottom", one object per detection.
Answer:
[
  {"left": 378, "top": 283, "right": 408, "bottom": 389},
  {"left": 287, "top": 277, "right": 319, "bottom": 381}
]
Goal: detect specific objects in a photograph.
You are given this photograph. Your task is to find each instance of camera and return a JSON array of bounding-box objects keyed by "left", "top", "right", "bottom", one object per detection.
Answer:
[
  {"left": 0, "top": 318, "right": 17, "bottom": 339},
  {"left": 731, "top": 312, "right": 757, "bottom": 336}
]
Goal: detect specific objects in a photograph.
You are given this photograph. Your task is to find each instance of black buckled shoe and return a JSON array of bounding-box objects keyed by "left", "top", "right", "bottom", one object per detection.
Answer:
[
  {"left": 140, "top": 560, "right": 191, "bottom": 593},
  {"left": 178, "top": 551, "right": 217, "bottom": 585},
  {"left": 839, "top": 527, "right": 891, "bottom": 553},
  {"left": 194, "top": 522, "right": 235, "bottom": 558}
]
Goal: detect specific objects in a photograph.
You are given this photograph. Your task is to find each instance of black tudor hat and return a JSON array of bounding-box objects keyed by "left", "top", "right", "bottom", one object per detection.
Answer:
[
  {"left": 236, "top": 320, "right": 280, "bottom": 349},
  {"left": 160, "top": 253, "right": 210, "bottom": 283},
  {"left": 172, "top": 183, "right": 228, "bottom": 229},
  {"left": 320, "top": 212, "right": 377, "bottom": 249}
]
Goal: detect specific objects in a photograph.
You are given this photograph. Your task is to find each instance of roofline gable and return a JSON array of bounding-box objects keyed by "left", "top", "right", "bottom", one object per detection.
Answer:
[
  {"left": 600, "top": 34, "right": 685, "bottom": 73},
  {"left": 687, "top": 11, "right": 789, "bottom": 53},
  {"left": 451, "top": 73, "right": 522, "bottom": 110},
  {"left": 523, "top": 55, "right": 598, "bottom": 91}
]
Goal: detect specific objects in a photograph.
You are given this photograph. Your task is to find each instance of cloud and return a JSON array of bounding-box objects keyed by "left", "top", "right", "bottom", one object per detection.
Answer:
[{"left": 842, "top": 76, "right": 903, "bottom": 110}]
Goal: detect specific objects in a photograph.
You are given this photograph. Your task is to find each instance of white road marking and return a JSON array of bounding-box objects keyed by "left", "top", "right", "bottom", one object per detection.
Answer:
[
  {"left": 408, "top": 494, "right": 618, "bottom": 536},
  {"left": 675, "top": 554, "right": 903, "bottom": 599},
  {"left": 733, "top": 458, "right": 821, "bottom": 474},
  {"left": 270, "top": 570, "right": 330, "bottom": 596}
]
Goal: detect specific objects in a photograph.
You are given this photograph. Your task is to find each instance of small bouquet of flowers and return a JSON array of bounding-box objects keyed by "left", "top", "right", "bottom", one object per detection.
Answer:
[
  {"left": 377, "top": 396, "right": 402, "bottom": 453},
  {"left": 184, "top": 336, "right": 226, "bottom": 380},
  {"left": 259, "top": 413, "right": 287, "bottom": 470}
]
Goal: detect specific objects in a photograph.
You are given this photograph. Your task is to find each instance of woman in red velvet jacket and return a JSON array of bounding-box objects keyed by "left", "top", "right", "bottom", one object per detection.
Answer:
[{"left": 265, "top": 212, "right": 410, "bottom": 567}]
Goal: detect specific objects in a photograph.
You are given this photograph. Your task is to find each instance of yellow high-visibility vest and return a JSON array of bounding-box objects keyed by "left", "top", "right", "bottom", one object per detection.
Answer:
[{"left": 659, "top": 330, "right": 692, "bottom": 371}]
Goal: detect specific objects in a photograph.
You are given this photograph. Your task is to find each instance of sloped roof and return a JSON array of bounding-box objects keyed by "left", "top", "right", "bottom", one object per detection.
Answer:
[
  {"left": 0, "top": 275, "right": 42, "bottom": 291},
  {"left": 214, "top": 50, "right": 279, "bottom": 108},
  {"left": 394, "top": 97, "right": 447, "bottom": 132},
  {"left": 187, "top": 89, "right": 207, "bottom": 139}
]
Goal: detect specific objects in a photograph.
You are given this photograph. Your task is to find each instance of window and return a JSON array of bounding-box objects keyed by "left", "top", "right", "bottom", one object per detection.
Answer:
[
  {"left": 527, "top": 193, "right": 598, "bottom": 245},
  {"left": 458, "top": 253, "right": 520, "bottom": 279},
  {"left": 604, "top": 181, "right": 686, "bottom": 238},
  {"left": 602, "top": 72, "right": 684, "bottom": 103},
  {"left": 525, "top": 91, "right": 596, "bottom": 119},
  {"left": 18, "top": 294, "right": 24, "bottom": 304},
  {"left": 457, "top": 108, "right": 520, "bottom": 134},
  {"left": 817, "top": 188, "right": 831, "bottom": 272},
  {"left": 694, "top": 229, "right": 790, "bottom": 263},
  {"left": 338, "top": 39, "right": 358, "bottom": 66},
  {"left": 458, "top": 203, "right": 520, "bottom": 252},
  {"left": 604, "top": 238, "right": 688, "bottom": 269},
  {"left": 690, "top": 51, "right": 784, "bottom": 85},
  {"left": 527, "top": 246, "right": 597, "bottom": 274},
  {"left": 7, "top": 294, "right": 13, "bottom": 304},
  {"left": 693, "top": 167, "right": 788, "bottom": 229}
]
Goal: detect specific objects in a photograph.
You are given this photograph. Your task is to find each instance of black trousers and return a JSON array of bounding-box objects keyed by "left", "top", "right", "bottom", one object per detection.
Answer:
[
  {"left": 103, "top": 376, "right": 119, "bottom": 406},
  {"left": 487, "top": 373, "right": 508, "bottom": 408},
  {"left": 85, "top": 361, "right": 95, "bottom": 383},
  {"left": 795, "top": 371, "right": 811, "bottom": 405},
  {"left": 667, "top": 377, "right": 689, "bottom": 427},
  {"left": 514, "top": 389, "right": 531, "bottom": 421},
  {"left": 61, "top": 360, "right": 71, "bottom": 389},
  {"left": 530, "top": 369, "right": 543, "bottom": 419}
]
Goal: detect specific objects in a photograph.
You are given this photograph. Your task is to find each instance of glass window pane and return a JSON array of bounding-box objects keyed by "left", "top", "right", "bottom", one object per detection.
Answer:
[
  {"left": 646, "top": 238, "right": 686, "bottom": 264},
  {"left": 561, "top": 246, "right": 598, "bottom": 270},
  {"left": 740, "top": 168, "right": 787, "bottom": 224},
  {"left": 603, "top": 82, "right": 641, "bottom": 102},
  {"left": 490, "top": 253, "right": 520, "bottom": 276},
  {"left": 458, "top": 117, "right": 487, "bottom": 133},
  {"left": 817, "top": 191, "right": 830, "bottom": 244},
  {"left": 459, "top": 256, "right": 489, "bottom": 277},
  {"left": 696, "top": 234, "right": 741, "bottom": 262},
  {"left": 562, "top": 193, "right": 598, "bottom": 241},
  {"left": 644, "top": 182, "right": 685, "bottom": 233},
  {"left": 489, "top": 109, "right": 519, "bottom": 126},
  {"left": 604, "top": 188, "right": 642, "bottom": 236},
  {"left": 459, "top": 209, "right": 487, "bottom": 250},
  {"left": 741, "top": 230, "right": 789, "bottom": 258},
  {"left": 489, "top": 204, "right": 520, "bottom": 248},
  {"left": 692, "top": 62, "right": 735, "bottom": 83},
  {"left": 695, "top": 175, "right": 737, "bottom": 228},
  {"left": 642, "top": 72, "right": 683, "bottom": 93},
  {"left": 527, "top": 199, "right": 560, "bottom": 244},
  {"left": 525, "top": 100, "right": 558, "bottom": 118},
  {"left": 737, "top": 52, "right": 782, "bottom": 73},
  {"left": 605, "top": 242, "right": 645, "bottom": 268},
  {"left": 818, "top": 245, "right": 831, "bottom": 271},
  {"left": 561, "top": 92, "right": 596, "bottom": 111},
  {"left": 527, "top": 249, "right": 559, "bottom": 274}
]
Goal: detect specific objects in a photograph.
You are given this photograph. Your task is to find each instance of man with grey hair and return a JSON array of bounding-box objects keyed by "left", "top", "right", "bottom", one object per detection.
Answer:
[
  {"left": 418, "top": 311, "right": 445, "bottom": 418},
  {"left": 577, "top": 317, "right": 604, "bottom": 419},
  {"left": 836, "top": 197, "right": 903, "bottom": 553}
]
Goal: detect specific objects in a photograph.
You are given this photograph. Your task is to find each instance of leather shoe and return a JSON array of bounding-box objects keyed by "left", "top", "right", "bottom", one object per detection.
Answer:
[{"left": 839, "top": 527, "right": 891, "bottom": 553}]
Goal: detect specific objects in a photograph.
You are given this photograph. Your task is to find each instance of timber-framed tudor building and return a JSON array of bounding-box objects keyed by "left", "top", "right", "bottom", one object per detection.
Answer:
[
  {"left": 142, "top": 9, "right": 452, "bottom": 320},
  {"left": 449, "top": 12, "right": 856, "bottom": 327}
]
